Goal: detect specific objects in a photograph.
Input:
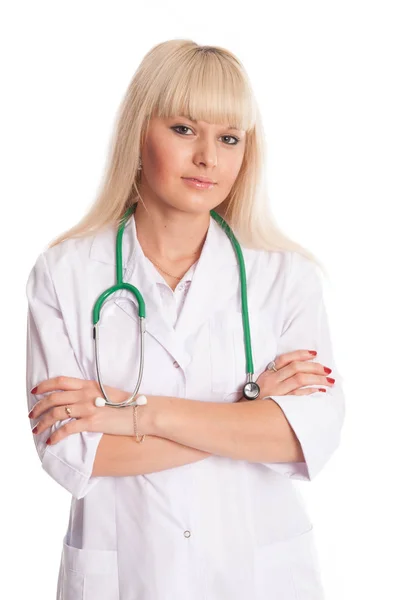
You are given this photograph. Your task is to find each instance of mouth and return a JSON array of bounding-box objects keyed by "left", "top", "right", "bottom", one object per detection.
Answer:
[
  {"left": 182, "top": 177, "right": 216, "bottom": 189},
  {"left": 182, "top": 177, "right": 216, "bottom": 184}
]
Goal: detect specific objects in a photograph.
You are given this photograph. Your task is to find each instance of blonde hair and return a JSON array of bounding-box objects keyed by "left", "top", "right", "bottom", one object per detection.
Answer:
[{"left": 48, "top": 39, "right": 326, "bottom": 275}]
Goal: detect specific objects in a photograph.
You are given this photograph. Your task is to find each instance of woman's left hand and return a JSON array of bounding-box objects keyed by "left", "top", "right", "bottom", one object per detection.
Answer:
[{"left": 28, "top": 376, "right": 157, "bottom": 445}]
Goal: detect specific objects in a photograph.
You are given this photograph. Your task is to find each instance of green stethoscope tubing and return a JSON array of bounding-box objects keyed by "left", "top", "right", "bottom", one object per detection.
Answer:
[{"left": 92, "top": 203, "right": 260, "bottom": 407}]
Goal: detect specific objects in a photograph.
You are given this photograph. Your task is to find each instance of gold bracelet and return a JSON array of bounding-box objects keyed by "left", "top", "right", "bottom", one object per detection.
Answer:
[{"left": 133, "top": 404, "right": 146, "bottom": 444}]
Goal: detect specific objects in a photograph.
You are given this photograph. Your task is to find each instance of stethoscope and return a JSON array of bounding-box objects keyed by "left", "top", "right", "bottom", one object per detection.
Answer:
[{"left": 92, "top": 203, "right": 261, "bottom": 408}]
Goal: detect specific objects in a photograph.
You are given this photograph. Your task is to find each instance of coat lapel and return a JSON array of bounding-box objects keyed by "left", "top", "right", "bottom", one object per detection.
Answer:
[{"left": 89, "top": 213, "right": 239, "bottom": 368}]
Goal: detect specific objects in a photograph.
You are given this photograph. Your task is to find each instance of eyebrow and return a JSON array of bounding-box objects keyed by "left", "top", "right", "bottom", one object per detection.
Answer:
[{"left": 182, "top": 116, "right": 242, "bottom": 132}]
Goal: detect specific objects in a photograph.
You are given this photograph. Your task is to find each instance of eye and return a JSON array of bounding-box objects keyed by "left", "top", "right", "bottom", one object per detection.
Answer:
[
  {"left": 221, "top": 135, "right": 240, "bottom": 146},
  {"left": 171, "top": 126, "right": 240, "bottom": 146}
]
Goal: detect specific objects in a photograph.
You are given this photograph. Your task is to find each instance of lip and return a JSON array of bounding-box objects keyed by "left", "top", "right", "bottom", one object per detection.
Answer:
[
  {"left": 182, "top": 178, "right": 215, "bottom": 190},
  {"left": 183, "top": 177, "right": 216, "bottom": 184}
]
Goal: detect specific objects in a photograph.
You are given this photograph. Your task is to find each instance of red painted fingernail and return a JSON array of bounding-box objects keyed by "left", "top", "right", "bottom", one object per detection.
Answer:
[
  {"left": 326, "top": 377, "right": 335, "bottom": 383},
  {"left": 32, "top": 425, "right": 38, "bottom": 434},
  {"left": 46, "top": 438, "right": 51, "bottom": 445},
  {"left": 31, "top": 386, "right": 38, "bottom": 394},
  {"left": 308, "top": 351, "right": 317, "bottom": 355},
  {"left": 318, "top": 388, "right": 327, "bottom": 392},
  {"left": 323, "top": 367, "right": 332, "bottom": 374}
]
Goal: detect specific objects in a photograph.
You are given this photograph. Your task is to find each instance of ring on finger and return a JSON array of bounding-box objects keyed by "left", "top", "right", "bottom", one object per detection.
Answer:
[{"left": 267, "top": 360, "right": 278, "bottom": 372}]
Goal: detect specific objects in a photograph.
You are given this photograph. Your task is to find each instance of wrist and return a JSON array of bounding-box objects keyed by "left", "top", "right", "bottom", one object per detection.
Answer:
[{"left": 134, "top": 394, "right": 159, "bottom": 437}]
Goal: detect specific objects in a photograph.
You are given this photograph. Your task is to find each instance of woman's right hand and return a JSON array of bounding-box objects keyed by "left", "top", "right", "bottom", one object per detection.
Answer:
[{"left": 238, "top": 349, "right": 335, "bottom": 401}]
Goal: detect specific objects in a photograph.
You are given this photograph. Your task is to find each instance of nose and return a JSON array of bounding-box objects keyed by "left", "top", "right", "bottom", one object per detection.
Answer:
[
  {"left": 196, "top": 151, "right": 217, "bottom": 168},
  {"left": 194, "top": 136, "right": 218, "bottom": 169}
]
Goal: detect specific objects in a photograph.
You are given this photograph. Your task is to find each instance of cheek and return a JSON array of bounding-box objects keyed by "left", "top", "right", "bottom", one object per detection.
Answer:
[
  {"left": 219, "top": 157, "right": 243, "bottom": 191},
  {"left": 146, "top": 137, "right": 186, "bottom": 183},
  {"left": 145, "top": 147, "right": 171, "bottom": 184}
]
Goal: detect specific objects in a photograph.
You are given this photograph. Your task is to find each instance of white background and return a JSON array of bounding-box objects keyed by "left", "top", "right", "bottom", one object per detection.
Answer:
[{"left": 1, "top": 1, "right": 400, "bottom": 598}]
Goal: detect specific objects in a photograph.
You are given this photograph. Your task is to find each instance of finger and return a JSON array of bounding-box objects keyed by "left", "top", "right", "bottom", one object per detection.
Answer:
[
  {"left": 281, "top": 373, "right": 335, "bottom": 395},
  {"left": 273, "top": 350, "right": 318, "bottom": 372},
  {"left": 31, "top": 376, "right": 86, "bottom": 396},
  {"left": 32, "top": 402, "right": 85, "bottom": 435},
  {"left": 46, "top": 417, "right": 90, "bottom": 446},
  {"left": 291, "top": 387, "right": 328, "bottom": 395},
  {"left": 275, "top": 358, "right": 332, "bottom": 384},
  {"left": 29, "top": 389, "right": 83, "bottom": 420}
]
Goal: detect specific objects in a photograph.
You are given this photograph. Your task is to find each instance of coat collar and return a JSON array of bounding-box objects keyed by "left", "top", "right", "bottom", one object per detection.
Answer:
[{"left": 89, "top": 213, "right": 242, "bottom": 369}]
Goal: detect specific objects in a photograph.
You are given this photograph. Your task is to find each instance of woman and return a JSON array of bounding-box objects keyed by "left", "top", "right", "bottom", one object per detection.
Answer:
[{"left": 26, "top": 39, "right": 345, "bottom": 599}]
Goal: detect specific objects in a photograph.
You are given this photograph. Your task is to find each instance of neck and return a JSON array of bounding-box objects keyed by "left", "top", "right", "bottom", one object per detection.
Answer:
[{"left": 134, "top": 202, "right": 210, "bottom": 262}]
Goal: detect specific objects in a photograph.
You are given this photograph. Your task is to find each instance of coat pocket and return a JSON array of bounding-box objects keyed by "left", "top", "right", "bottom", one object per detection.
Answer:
[
  {"left": 60, "top": 535, "right": 119, "bottom": 600},
  {"left": 253, "top": 526, "right": 325, "bottom": 600}
]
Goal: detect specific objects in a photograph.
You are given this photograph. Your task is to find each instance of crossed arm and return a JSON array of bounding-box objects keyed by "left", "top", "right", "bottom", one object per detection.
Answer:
[
  {"left": 92, "top": 395, "right": 304, "bottom": 477},
  {"left": 92, "top": 432, "right": 211, "bottom": 477},
  {"left": 27, "top": 251, "right": 343, "bottom": 494}
]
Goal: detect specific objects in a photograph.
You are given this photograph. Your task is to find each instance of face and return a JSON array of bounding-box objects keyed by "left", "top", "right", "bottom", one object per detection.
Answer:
[{"left": 138, "top": 114, "right": 246, "bottom": 215}]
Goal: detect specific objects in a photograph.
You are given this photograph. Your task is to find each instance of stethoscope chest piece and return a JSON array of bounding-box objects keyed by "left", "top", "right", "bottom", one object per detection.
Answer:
[{"left": 243, "top": 380, "right": 260, "bottom": 400}]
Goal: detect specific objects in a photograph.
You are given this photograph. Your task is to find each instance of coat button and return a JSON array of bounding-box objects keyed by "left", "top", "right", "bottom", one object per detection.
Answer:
[
  {"left": 183, "top": 530, "right": 191, "bottom": 538},
  {"left": 173, "top": 361, "right": 179, "bottom": 368}
]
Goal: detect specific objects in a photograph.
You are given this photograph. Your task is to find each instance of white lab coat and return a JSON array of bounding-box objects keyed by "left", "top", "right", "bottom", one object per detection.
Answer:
[{"left": 25, "top": 213, "right": 345, "bottom": 599}]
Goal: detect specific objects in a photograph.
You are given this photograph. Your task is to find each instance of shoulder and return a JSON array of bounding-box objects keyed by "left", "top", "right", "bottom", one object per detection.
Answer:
[
  {"left": 25, "top": 228, "right": 108, "bottom": 301},
  {"left": 253, "top": 248, "right": 320, "bottom": 280},
  {"left": 244, "top": 246, "right": 292, "bottom": 278},
  {"left": 287, "top": 251, "right": 323, "bottom": 288},
  {"left": 282, "top": 251, "right": 324, "bottom": 307},
  {"left": 29, "top": 223, "right": 116, "bottom": 280},
  {"left": 43, "top": 233, "right": 97, "bottom": 274},
  {"left": 247, "top": 248, "right": 322, "bottom": 300}
]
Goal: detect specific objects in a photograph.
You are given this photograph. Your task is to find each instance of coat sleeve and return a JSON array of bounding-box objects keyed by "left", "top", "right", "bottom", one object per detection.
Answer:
[
  {"left": 25, "top": 251, "right": 104, "bottom": 499},
  {"left": 259, "top": 251, "right": 346, "bottom": 481}
]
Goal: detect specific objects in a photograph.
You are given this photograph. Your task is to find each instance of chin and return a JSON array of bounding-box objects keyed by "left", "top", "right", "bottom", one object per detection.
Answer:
[{"left": 167, "top": 199, "right": 214, "bottom": 215}]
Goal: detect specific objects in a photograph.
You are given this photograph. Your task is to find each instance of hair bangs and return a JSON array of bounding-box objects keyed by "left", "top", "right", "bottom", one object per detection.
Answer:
[{"left": 153, "top": 52, "right": 256, "bottom": 133}]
